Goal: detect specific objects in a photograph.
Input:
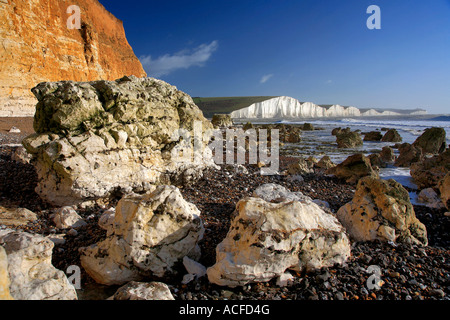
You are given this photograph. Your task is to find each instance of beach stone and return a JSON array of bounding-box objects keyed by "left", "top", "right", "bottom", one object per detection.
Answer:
[
  {"left": 326, "top": 153, "right": 379, "bottom": 184},
  {"left": 45, "top": 234, "right": 66, "bottom": 246},
  {"left": 282, "top": 130, "right": 302, "bottom": 143},
  {"left": 52, "top": 206, "right": 87, "bottom": 229},
  {"left": 252, "top": 183, "right": 312, "bottom": 203},
  {"left": 417, "top": 188, "right": 445, "bottom": 209},
  {"left": 0, "top": 246, "right": 13, "bottom": 300},
  {"left": 332, "top": 127, "right": 350, "bottom": 136},
  {"left": 80, "top": 185, "right": 204, "bottom": 286},
  {"left": 315, "top": 156, "right": 335, "bottom": 170},
  {"left": 8, "top": 127, "right": 21, "bottom": 133},
  {"left": 336, "top": 176, "right": 428, "bottom": 246},
  {"left": 380, "top": 146, "right": 396, "bottom": 163},
  {"left": 109, "top": 281, "right": 175, "bottom": 300},
  {"left": 412, "top": 127, "right": 447, "bottom": 155},
  {"left": 276, "top": 272, "right": 294, "bottom": 287},
  {"left": 0, "top": 206, "right": 37, "bottom": 227},
  {"left": 182, "top": 256, "right": 207, "bottom": 282},
  {"left": 286, "top": 175, "right": 305, "bottom": 183},
  {"left": 382, "top": 129, "right": 403, "bottom": 142},
  {"left": 410, "top": 148, "right": 450, "bottom": 189},
  {"left": 98, "top": 207, "right": 116, "bottom": 234},
  {"left": 207, "top": 189, "right": 351, "bottom": 287},
  {"left": 302, "top": 123, "right": 314, "bottom": 131},
  {"left": 10, "top": 145, "right": 32, "bottom": 164},
  {"left": 225, "top": 164, "right": 248, "bottom": 175},
  {"left": 243, "top": 122, "right": 254, "bottom": 131},
  {"left": 211, "top": 114, "right": 233, "bottom": 128},
  {"left": 335, "top": 131, "right": 363, "bottom": 148},
  {"left": 0, "top": 230, "right": 77, "bottom": 300},
  {"left": 287, "top": 157, "right": 314, "bottom": 175},
  {"left": 368, "top": 153, "right": 386, "bottom": 169},
  {"left": 364, "top": 131, "right": 383, "bottom": 141},
  {"left": 22, "top": 76, "right": 215, "bottom": 206},
  {"left": 394, "top": 143, "right": 423, "bottom": 167},
  {"left": 439, "top": 173, "right": 450, "bottom": 209}
]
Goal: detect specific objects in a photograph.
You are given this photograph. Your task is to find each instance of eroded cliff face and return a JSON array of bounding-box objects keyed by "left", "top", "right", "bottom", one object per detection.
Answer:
[{"left": 0, "top": 0, "right": 147, "bottom": 116}]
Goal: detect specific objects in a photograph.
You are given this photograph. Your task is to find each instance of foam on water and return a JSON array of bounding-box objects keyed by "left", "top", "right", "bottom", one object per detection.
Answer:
[
  {"left": 378, "top": 166, "right": 417, "bottom": 190},
  {"left": 279, "top": 116, "right": 449, "bottom": 189}
]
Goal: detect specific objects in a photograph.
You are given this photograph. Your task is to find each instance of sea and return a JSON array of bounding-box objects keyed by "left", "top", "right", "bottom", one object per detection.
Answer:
[{"left": 239, "top": 116, "right": 450, "bottom": 205}]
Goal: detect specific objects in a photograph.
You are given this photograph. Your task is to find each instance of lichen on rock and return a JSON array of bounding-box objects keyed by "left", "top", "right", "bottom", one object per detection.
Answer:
[{"left": 23, "top": 76, "right": 215, "bottom": 206}]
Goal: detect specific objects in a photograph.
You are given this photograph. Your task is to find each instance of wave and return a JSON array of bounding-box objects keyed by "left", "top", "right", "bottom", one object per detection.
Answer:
[{"left": 339, "top": 118, "right": 360, "bottom": 123}]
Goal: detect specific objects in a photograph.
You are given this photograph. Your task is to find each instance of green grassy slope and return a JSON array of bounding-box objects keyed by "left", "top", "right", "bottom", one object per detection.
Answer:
[{"left": 193, "top": 96, "right": 279, "bottom": 118}]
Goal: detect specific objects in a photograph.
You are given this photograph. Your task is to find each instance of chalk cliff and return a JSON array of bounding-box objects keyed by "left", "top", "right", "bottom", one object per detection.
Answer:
[
  {"left": 0, "top": 0, "right": 147, "bottom": 116},
  {"left": 230, "top": 97, "right": 361, "bottom": 119},
  {"left": 229, "top": 96, "right": 423, "bottom": 120}
]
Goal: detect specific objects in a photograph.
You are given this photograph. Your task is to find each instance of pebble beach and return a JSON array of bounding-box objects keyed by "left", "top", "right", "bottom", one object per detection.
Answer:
[{"left": 1, "top": 117, "right": 448, "bottom": 301}]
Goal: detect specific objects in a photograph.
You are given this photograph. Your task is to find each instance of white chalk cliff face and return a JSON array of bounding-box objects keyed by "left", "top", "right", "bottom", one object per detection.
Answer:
[{"left": 230, "top": 96, "right": 402, "bottom": 119}]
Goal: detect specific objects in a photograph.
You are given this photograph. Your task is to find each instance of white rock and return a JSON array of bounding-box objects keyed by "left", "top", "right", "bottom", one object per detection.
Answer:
[
  {"left": 418, "top": 188, "right": 445, "bottom": 209},
  {"left": 181, "top": 273, "right": 196, "bottom": 285},
  {"left": 0, "top": 231, "right": 77, "bottom": 300},
  {"left": 80, "top": 185, "right": 205, "bottom": 285},
  {"left": 98, "top": 207, "right": 115, "bottom": 234},
  {"left": 207, "top": 187, "right": 351, "bottom": 287},
  {"left": 109, "top": 281, "right": 175, "bottom": 300},
  {"left": 183, "top": 256, "right": 207, "bottom": 278},
  {"left": 23, "top": 77, "right": 215, "bottom": 207},
  {"left": 8, "top": 126, "right": 20, "bottom": 133},
  {"left": 10, "top": 146, "right": 32, "bottom": 164},
  {"left": 276, "top": 272, "right": 294, "bottom": 287},
  {"left": 252, "top": 183, "right": 312, "bottom": 203},
  {"left": 53, "top": 206, "right": 87, "bottom": 229}
]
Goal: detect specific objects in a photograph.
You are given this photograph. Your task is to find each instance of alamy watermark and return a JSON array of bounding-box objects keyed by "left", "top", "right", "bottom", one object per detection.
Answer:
[
  {"left": 367, "top": 5, "right": 381, "bottom": 30},
  {"left": 66, "top": 265, "right": 81, "bottom": 289},
  {"left": 366, "top": 265, "right": 383, "bottom": 290},
  {"left": 170, "top": 121, "right": 280, "bottom": 175},
  {"left": 67, "top": 5, "right": 81, "bottom": 30}
]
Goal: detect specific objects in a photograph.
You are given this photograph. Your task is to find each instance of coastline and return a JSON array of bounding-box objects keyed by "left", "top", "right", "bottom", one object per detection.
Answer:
[{"left": 0, "top": 116, "right": 448, "bottom": 301}]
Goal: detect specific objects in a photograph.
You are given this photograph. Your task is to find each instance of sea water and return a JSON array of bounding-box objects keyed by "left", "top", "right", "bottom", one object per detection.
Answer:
[{"left": 273, "top": 117, "right": 450, "bottom": 204}]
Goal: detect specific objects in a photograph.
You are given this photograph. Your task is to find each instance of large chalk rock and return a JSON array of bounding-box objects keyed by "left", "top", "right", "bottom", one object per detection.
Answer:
[
  {"left": 23, "top": 76, "right": 215, "bottom": 206},
  {"left": 337, "top": 177, "right": 428, "bottom": 246},
  {"left": 206, "top": 184, "right": 351, "bottom": 287},
  {"left": 80, "top": 185, "right": 204, "bottom": 286}
]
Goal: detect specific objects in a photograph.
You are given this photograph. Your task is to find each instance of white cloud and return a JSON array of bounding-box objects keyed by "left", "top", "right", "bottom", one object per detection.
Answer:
[
  {"left": 139, "top": 40, "right": 218, "bottom": 77},
  {"left": 260, "top": 74, "right": 274, "bottom": 84},
  {"left": 326, "top": 79, "right": 333, "bottom": 84}
]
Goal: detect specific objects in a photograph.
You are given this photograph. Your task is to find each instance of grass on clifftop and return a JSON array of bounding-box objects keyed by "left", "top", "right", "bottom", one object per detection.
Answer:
[{"left": 193, "top": 96, "right": 279, "bottom": 118}]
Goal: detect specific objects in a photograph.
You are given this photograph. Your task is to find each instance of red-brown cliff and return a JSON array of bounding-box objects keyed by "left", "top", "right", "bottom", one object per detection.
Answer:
[{"left": 0, "top": 0, "right": 147, "bottom": 116}]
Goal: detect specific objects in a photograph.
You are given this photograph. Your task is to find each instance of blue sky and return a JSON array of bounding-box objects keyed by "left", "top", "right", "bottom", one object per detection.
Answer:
[{"left": 98, "top": 0, "right": 450, "bottom": 114}]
